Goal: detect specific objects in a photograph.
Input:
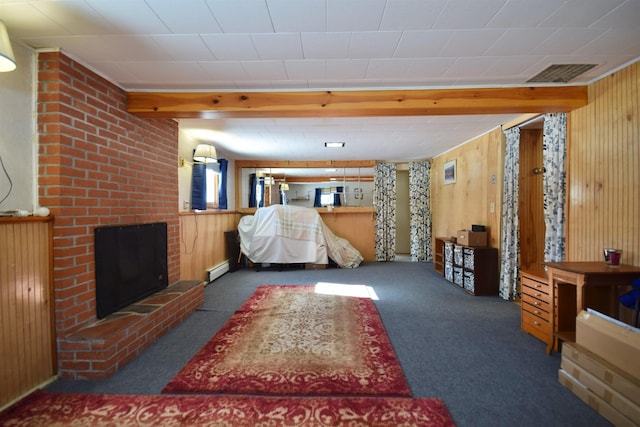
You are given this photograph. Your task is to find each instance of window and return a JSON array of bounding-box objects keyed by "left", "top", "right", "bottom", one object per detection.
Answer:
[
  {"left": 320, "top": 192, "right": 334, "bottom": 206},
  {"left": 206, "top": 165, "right": 220, "bottom": 209}
]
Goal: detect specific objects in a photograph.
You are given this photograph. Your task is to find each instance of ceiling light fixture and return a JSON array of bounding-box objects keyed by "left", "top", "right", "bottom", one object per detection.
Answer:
[
  {"left": 325, "top": 142, "right": 345, "bottom": 148},
  {"left": 0, "top": 20, "right": 16, "bottom": 72}
]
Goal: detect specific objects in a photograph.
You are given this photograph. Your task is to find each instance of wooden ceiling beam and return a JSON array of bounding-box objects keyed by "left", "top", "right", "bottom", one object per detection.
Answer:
[{"left": 127, "top": 86, "right": 588, "bottom": 119}]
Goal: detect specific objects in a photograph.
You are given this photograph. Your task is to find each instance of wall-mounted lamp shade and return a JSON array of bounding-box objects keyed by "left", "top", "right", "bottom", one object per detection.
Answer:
[
  {"left": 0, "top": 21, "right": 16, "bottom": 72},
  {"left": 193, "top": 144, "right": 217, "bottom": 163},
  {"left": 280, "top": 183, "right": 289, "bottom": 191}
]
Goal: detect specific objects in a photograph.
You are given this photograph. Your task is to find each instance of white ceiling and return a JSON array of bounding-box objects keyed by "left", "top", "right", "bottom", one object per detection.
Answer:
[{"left": 2, "top": 0, "right": 639, "bottom": 160}]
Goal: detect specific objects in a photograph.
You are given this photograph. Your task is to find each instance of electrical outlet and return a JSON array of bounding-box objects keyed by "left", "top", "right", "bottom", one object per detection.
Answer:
[{"left": 183, "top": 200, "right": 190, "bottom": 210}]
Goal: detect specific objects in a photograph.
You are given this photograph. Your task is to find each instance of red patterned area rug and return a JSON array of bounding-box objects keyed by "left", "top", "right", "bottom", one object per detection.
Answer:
[
  {"left": 0, "top": 390, "right": 456, "bottom": 426},
  {"left": 163, "top": 284, "right": 411, "bottom": 396}
]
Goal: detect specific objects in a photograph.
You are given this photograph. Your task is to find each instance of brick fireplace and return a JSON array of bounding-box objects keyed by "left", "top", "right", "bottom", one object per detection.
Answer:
[{"left": 37, "top": 51, "right": 201, "bottom": 379}]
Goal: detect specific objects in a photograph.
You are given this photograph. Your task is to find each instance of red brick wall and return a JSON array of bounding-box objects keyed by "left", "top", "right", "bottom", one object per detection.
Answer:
[{"left": 37, "top": 51, "right": 180, "bottom": 341}]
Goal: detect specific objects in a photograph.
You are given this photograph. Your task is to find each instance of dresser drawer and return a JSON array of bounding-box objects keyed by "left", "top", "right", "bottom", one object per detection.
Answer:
[
  {"left": 521, "top": 292, "right": 551, "bottom": 314},
  {"left": 522, "top": 309, "right": 552, "bottom": 342},
  {"left": 522, "top": 276, "right": 549, "bottom": 296},
  {"left": 522, "top": 298, "right": 551, "bottom": 321}
]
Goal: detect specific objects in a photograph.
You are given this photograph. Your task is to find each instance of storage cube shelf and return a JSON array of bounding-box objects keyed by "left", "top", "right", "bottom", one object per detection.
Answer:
[{"left": 441, "top": 242, "right": 498, "bottom": 296}]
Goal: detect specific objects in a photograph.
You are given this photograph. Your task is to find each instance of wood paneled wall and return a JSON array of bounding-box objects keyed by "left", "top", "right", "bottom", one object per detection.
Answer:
[
  {"left": 0, "top": 218, "right": 55, "bottom": 409},
  {"left": 179, "top": 212, "right": 242, "bottom": 281},
  {"left": 431, "top": 128, "right": 504, "bottom": 249},
  {"left": 567, "top": 61, "right": 639, "bottom": 266},
  {"left": 319, "top": 210, "right": 376, "bottom": 261},
  {"left": 519, "top": 129, "right": 545, "bottom": 272}
]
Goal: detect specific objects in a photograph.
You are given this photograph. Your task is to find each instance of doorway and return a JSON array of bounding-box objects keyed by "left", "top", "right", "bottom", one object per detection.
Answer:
[{"left": 396, "top": 169, "right": 410, "bottom": 258}]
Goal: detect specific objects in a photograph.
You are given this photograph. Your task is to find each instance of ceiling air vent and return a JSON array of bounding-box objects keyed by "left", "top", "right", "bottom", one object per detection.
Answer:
[{"left": 527, "top": 64, "right": 597, "bottom": 83}]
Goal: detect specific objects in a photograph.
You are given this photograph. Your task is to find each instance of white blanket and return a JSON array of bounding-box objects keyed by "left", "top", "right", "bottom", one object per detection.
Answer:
[{"left": 238, "top": 205, "right": 363, "bottom": 268}]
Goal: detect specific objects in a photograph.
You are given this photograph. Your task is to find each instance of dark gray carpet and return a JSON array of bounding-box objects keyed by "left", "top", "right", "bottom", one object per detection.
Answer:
[{"left": 46, "top": 262, "right": 610, "bottom": 427}]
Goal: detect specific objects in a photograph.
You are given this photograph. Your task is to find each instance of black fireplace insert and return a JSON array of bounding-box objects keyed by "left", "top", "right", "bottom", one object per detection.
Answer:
[{"left": 94, "top": 222, "right": 168, "bottom": 319}]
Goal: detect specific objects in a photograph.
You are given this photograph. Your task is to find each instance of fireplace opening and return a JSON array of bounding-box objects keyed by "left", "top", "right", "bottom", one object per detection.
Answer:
[{"left": 95, "top": 222, "right": 169, "bottom": 319}]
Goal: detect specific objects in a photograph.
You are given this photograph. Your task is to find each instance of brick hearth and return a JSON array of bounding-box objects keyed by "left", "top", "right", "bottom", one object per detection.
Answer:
[{"left": 57, "top": 281, "right": 204, "bottom": 380}]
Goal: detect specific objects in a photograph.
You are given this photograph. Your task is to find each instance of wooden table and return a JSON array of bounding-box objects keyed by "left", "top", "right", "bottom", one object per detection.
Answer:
[{"left": 545, "top": 262, "right": 640, "bottom": 354}]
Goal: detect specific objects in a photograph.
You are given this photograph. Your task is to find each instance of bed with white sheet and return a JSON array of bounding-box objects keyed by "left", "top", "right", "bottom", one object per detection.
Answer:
[{"left": 238, "top": 205, "right": 363, "bottom": 268}]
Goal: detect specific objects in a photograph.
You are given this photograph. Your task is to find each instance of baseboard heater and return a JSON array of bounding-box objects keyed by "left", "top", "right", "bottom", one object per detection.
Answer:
[{"left": 206, "top": 260, "right": 229, "bottom": 283}]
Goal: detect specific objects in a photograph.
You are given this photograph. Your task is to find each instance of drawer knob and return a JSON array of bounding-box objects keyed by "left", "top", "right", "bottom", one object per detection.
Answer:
[
  {"left": 534, "top": 301, "right": 539, "bottom": 306},
  {"left": 534, "top": 310, "right": 540, "bottom": 315},
  {"left": 535, "top": 293, "right": 541, "bottom": 297},
  {"left": 534, "top": 321, "right": 540, "bottom": 326}
]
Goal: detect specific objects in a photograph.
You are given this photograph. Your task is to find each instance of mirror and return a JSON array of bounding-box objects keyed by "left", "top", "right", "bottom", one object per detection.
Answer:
[{"left": 238, "top": 165, "right": 375, "bottom": 209}]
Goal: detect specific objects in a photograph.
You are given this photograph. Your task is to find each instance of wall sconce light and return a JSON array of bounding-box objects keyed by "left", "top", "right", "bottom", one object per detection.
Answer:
[
  {"left": 0, "top": 20, "right": 16, "bottom": 72},
  {"left": 193, "top": 144, "right": 217, "bottom": 163},
  {"left": 179, "top": 144, "right": 218, "bottom": 167}
]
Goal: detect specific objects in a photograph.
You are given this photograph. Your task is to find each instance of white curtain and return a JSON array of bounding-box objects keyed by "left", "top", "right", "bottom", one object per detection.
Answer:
[
  {"left": 374, "top": 162, "right": 396, "bottom": 261},
  {"left": 409, "top": 161, "right": 432, "bottom": 262},
  {"left": 543, "top": 113, "right": 567, "bottom": 262},
  {"left": 499, "top": 127, "right": 520, "bottom": 300}
]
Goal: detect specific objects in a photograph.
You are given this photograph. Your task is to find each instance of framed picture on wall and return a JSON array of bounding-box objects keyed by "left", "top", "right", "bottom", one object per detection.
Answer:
[{"left": 444, "top": 160, "right": 456, "bottom": 184}]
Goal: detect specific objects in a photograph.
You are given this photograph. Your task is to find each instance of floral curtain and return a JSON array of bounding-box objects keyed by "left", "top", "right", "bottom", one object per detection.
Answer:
[
  {"left": 499, "top": 127, "right": 520, "bottom": 300},
  {"left": 409, "top": 161, "right": 432, "bottom": 262},
  {"left": 543, "top": 113, "right": 567, "bottom": 262},
  {"left": 374, "top": 162, "right": 396, "bottom": 261}
]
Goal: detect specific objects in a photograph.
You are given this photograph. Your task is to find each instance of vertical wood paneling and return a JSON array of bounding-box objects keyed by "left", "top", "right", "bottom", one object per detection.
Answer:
[
  {"left": 568, "top": 61, "right": 640, "bottom": 266},
  {"left": 319, "top": 211, "right": 376, "bottom": 261},
  {"left": 0, "top": 218, "right": 55, "bottom": 409},
  {"left": 431, "top": 128, "right": 504, "bottom": 250},
  {"left": 179, "top": 212, "right": 242, "bottom": 281},
  {"left": 519, "top": 129, "right": 545, "bottom": 271}
]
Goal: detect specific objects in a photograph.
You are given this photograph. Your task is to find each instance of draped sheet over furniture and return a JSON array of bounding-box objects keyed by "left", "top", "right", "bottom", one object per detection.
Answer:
[{"left": 238, "top": 205, "right": 363, "bottom": 268}]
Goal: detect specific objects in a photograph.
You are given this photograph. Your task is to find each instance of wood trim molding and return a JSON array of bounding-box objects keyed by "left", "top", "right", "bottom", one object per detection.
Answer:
[{"left": 127, "top": 86, "right": 588, "bottom": 119}]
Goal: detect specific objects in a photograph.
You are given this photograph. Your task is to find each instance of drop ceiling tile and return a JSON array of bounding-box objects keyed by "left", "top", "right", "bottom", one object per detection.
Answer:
[
  {"left": 403, "top": 58, "right": 457, "bottom": 79},
  {"left": 326, "top": 59, "right": 369, "bottom": 79},
  {"left": 326, "top": 0, "right": 386, "bottom": 32},
  {"left": 24, "top": 35, "right": 166, "bottom": 61},
  {"left": 439, "top": 30, "right": 504, "bottom": 57},
  {"left": 483, "top": 56, "right": 546, "bottom": 77},
  {"left": 251, "top": 33, "right": 303, "bottom": 60},
  {"left": 444, "top": 57, "right": 499, "bottom": 79},
  {"left": 150, "top": 35, "right": 215, "bottom": 61},
  {"left": 350, "top": 32, "right": 402, "bottom": 58},
  {"left": 533, "top": 28, "right": 607, "bottom": 55},
  {"left": 540, "top": 0, "right": 625, "bottom": 27},
  {"left": 199, "top": 61, "right": 249, "bottom": 80},
  {"left": 267, "top": 0, "right": 326, "bottom": 32},
  {"left": 592, "top": 1, "right": 640, "bottom": 28},
  {"left": 394, "top": 30, "right": 453, "bottom": 57},
  {"left": 301, "top": 33, "right": 351, "bottom": 59},
  {"left": 85, "top": 0, "right": 170, "bottom": 33},
  {"left": 201, "top": 34, "right": 259, "bottom": 60},
  {"left": 241, "top": 61, "right": 288, "bottom": 80},
  {"left": 30, "top": 0, "right": 118, "bottom": 35},
  {"left": 366, "top": 58, "right": 416, "bottom": 79},
  {"left": 432, "top": 0, "right": 507, "bottom": 29},
  {"left": 0, "top": 2, "right": 69, "bottom": 38},
  {"left": 125, "top": 61, "right": 211, "bottom": 83},
  {"left": 207, "top": 0, "right": 273, "bottom": 33},
  {"left": 146, "top": 0, "right": 222, "bottom": 33},
  {"left": 379, "top": 0, "right": 446, "bottom": 30},
  {"left": 484, "top": 29, "right": 553, "bottom": 56},
  {"left": 487, "top": 0, "right": 564, "bottom": 28},
  {"left": 284, "top": 60, "right": 326, "bottom": 80},
  {"left": 575, "top": 29, "right": 640, "bottom": 56}
]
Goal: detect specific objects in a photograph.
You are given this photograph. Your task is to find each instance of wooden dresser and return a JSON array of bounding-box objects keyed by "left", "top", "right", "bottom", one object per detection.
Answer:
[{"left": 520, "top": 270, "right": 552, "bottom": 348}]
